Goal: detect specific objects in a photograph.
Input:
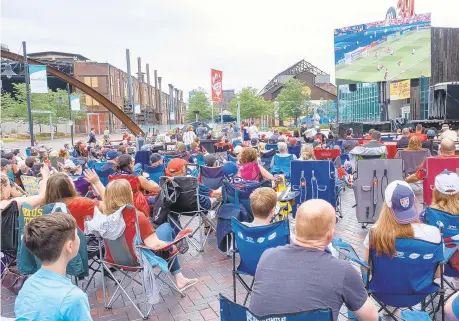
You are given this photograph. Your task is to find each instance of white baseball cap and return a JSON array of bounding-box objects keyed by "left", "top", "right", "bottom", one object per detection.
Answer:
[
  {"left": 435, "top": 170, "right": 459, "bottom": 195},
  {"left": 234, "top": 145, "right": 243, "bottom": 154}
]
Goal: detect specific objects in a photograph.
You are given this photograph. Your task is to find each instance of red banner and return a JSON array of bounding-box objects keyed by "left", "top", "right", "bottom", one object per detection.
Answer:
[{"left": 211, "top": 69, "right": 223, "bottom": 103}]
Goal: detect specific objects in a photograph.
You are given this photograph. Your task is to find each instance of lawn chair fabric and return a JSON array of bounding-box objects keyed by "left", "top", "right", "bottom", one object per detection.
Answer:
[
  {"left": 423, "top": 157, "right": 459, "bottom": 206},
  {"left": 290, "top": 160, "right": 337, "bottom": 218},
  {"left": 271, "top": 154, "right": 294, "bottom": 179},
  {"left": 134, "top": 150, "right": 151, "bottom": 170},
  {"left": 352, "top": 159, "right": 403, "bottom": 224},
  {"left": 200, "top": 166, "right": 224, "bottom": 190},
  {"left": 219, "top": 294, "right": 333, "bottom": 321},
  {"left": 216, "top": 203, "right": 250, "bottom": 252},
  {"left": 259, "top": 150, "right": 276, "bottom": 171},
  {"left": 17, "top": 202, "right": 88, "bottom": 277},
  {"left": 395, "top": 149, "right": 431, "bottom": 176},
  {"left": 1, "top": 200, "right": 19, "bottom": 253},
  {"left": 232, "top": 218, "right": 290, "bottom": 276},
  {"left": 145, "top": 164, "right": 165, "bottom": 184},
  {"left": 266, "top": 144, "right": 278, "bottom": 151},
  {"left": 288, "top": 145, "right": 301, "bottom": 158}
]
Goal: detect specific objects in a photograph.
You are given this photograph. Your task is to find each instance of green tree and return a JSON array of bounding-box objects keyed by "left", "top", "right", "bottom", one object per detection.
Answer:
[
  {"left": 1, "top": 83, "right": 86, "bottom": 130},
  {"left": 228, "top": 87, "right": 273, "bottom": 120},
  {"left": 275, "top": 79, "right": 311, "bottom": 125},
  {"left": 186, "top": 88, "right": 212, "bottom": 122}
]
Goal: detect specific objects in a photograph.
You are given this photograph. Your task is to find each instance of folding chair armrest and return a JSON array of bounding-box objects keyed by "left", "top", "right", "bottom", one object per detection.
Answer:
[
  {"left": 331, "top": 238, "right": 369, "bottom": 269},
  {"left": 442, "top": 242, "right": 459, "bottom": 264}
]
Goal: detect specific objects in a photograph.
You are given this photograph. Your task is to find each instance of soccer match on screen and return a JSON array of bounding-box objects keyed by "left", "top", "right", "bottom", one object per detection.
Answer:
[{"left": 334, "top": 13, "right": 431, "bottom": 84}]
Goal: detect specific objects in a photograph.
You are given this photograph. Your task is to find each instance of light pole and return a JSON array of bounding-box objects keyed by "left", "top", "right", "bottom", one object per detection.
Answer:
[
  {"left": 23, "top": 41, "right": 34, "bottom": 146},
  {"left": 57, "top": 83, "right": 74, "bottom": 146}
]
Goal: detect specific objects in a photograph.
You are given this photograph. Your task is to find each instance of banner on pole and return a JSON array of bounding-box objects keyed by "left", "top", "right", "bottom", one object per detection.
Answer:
[
  {"left": 70, "top": 95, "right": 81, "bottom": 111},
  {"left": 211, "top": 69, "right": 223, "bottom": 103},
  {"left": 134, "top": 104, "right": 141, "bottom": 114},
  {"left": 29, "top": 65, "right": 48, "bottom": 93}
]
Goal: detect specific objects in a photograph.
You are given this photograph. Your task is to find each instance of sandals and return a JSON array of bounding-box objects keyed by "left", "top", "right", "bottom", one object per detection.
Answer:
[{"left": 178, "top": 278, "right": 198, "bottom": 293}]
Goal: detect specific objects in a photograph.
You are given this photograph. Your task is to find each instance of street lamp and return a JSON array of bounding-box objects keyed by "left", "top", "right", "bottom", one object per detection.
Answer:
[{"left": 1, "top": 63, "right": 17, "bottom": 79}]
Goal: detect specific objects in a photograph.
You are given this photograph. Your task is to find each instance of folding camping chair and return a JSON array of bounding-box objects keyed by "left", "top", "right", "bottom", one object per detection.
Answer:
[
  {"left": 190, "top": 153, "right": 205, "bottom": 166},
  {"left": 93, "top": 162, "right": 114, "bottom": 186},
  {"left": 231, "top": 218, "right": 290, "bottom": 306},
  {"left": 232, "top": 139, "right": 242, "bottom": 148},
  {"left": 270, "top": 154, "right": 294, "bottom": 179},
  {"left": 219, "top": 294, "right": 333, "bottom": 321},
  {"left": 99, "top": 207, "right": 183, "bottom": 319},
  {"left": 266, "top": 143, "right": 278, "bottom": 151},
  {"left": 163, "top": 176, "right": 216, "bottom": 252},
  {"left": 288, "top": 144, "right": 301, "bottom": 158},
  {"left": 200, "top": 166, "right": 224, "bottom": 190},
  {"left": 259, "top": 149, "right": 276, "bottom": 172},
  {"left": 422, "top": 157, "right": 459, "bottom": 206},
  {"left": 144, "top": 163, "right": 165, "bottom": 184},
  {"left": 227, "top": 152, "right": 238, "bottom": 163},
  {"left": 134, "top": 150, "right": 152, "bottom": 171},
  {"left": 314, "top": 148, "right": 341, "bottom": 162},
  {"left": 290, "top": 160, "right": 340, "bottom": 218},
  {"left": 214, "top": 144, "right": 230, "bottom": 163},
  {"left": 332, "top": 237, "right": 454, "bottom": 321},
  {"left": 395, "top": 149, "right": 431, "bottom": 178},
  {"left": 425, "top": 207, "right": 459, "bottom": 300},
  {"left": 1, "top": 200, "right": 19, "bottom": 276}
]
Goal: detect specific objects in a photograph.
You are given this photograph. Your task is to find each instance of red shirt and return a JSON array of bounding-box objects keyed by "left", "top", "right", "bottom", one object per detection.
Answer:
[
  {"left": 215, "top": 142, "right": 234, "bottom": 152},
  {"left": 415, "top": 155, "right": 459, "bottom": 179},
  {"left": 65, "top": 197, "right": 99, "bottom": 231},
  {"left": 105, "top": 207, "right": 155, "bottom": 264},
  {"left": 409, "top": 132, "right": 427, "bottom": 142}
]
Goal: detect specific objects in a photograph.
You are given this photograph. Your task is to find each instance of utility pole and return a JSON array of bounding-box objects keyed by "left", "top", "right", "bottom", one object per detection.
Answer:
[
  {"left": 126, "top": 49, "right": 135, "bottom": 124},
  {"left": 23, "top": 41, "right": 34, "bottom": 146}
]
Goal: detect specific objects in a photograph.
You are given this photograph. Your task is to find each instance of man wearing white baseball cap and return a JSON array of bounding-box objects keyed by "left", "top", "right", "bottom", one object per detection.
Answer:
[
  {"left": 363, "top": 180, "right": 441, "bottom": 262},
  {"left": 430, "top": 170, "right": 459, "bottom": 215}
]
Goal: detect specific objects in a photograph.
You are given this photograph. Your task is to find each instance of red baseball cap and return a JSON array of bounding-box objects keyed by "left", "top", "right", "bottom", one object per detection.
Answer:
[{"left": 167, "top": 158, "right": 188, "bottom": 175}]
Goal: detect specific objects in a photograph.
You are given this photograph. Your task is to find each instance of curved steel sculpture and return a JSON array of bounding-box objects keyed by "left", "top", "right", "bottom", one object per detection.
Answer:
[{"left": 1, "top": 50, "right": 144, "bottom": 136}]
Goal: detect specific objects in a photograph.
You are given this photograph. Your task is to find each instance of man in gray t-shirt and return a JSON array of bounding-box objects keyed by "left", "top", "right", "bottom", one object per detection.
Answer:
[{"left": 249, "top": 199, "right": 378, "bottom": 321}]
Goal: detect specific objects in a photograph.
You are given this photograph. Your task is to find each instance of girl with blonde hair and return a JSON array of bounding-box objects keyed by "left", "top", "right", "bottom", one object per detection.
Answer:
[
  {"left": 405, "top": 136, "right": 423, "bottom": 151},
  {"left": 430, "top": 171, "right": 459, "bottom": 215},
  {"left": 300, "top": 144, "right": 315, "bottom": 160},
  {"left": 98, "top": 179, "right": 198, "bottom": 292}
]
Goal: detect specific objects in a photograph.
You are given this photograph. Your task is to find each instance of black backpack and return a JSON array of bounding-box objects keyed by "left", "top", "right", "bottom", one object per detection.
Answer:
[{"left": 1, "top": 200, "right": 19, "bottom": 253}]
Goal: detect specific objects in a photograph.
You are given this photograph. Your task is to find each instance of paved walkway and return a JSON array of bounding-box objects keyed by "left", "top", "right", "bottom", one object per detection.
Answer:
[{"left": 0, "top": 187, "right": 446, "bottom": 321}]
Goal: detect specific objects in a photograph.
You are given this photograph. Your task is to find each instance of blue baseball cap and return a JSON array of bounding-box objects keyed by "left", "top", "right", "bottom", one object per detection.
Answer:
[
  {"left": 222, "top": 161, "right": 238, "bottom": 178},
  {"left": 384, "top": 180, "right": 417, "bottom": 224},
  {"left": 106, "top": 150, "right": 121, "bottom": 160}
]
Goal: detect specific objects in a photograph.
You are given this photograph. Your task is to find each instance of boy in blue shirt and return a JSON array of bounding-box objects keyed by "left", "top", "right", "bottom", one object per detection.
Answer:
[{"left": 15, "top": 213, "right": 92, "bottom": 321}]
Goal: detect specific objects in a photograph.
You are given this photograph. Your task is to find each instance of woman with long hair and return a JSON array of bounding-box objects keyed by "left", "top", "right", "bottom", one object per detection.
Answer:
[
  {"left": 430, "top": 171, "right": 459, "bottom": 215},
  {"left": 238, "top": 148, "right": 273, "bottom": 181},
  {"left": 363, "top": 181, "right": 441, "bottom": 263},
  {"left": 44, "top": 170, "right": 105, "bottom": 231},
  {"left": 405, "top": 136, "right": 423, "bottom": 151},
  {"left": 300, "top": 144, "right": 315, "bottom": 161},
  {"left": 110, "top": 154, "right": 160, "bottom": 216},
  {"left": 99, "top": 179, "right": 198, "bottom": 291}
]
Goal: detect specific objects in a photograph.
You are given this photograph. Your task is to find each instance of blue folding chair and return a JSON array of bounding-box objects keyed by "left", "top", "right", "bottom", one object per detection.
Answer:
[
  {"left": 134, "top": 150, "right": 151, "bottom": 170},
  {"left": 227, "top": 152, "right": 238, "bottom": 163},
  {"left": 190, "top": 154, "right": 205, "bottom": 166},
  {"left": 288, "top": 145, "right": 301, "bottom": 158},
  {"left": 291, "top": 160, "right": 337, "bottom": 218},
  {"left": 425, "top": 207, "right": 459, "bottom": 296},
  {"left": 266, "top": 144, "right": 278, "bottom": 151},
  {"left": 222, "top": 180, "right": 271, "bottom": 220},
  {"left": 231, "top": 218, "right": 290, "bottom": 305},
  {"left": 259, "top": 149, "right": 276, "bottom": 172},
  {"left": 332, "top": 237, "right": 453, "bottom": 321},
  {"left": 270, "top": 154, "right": 294, "bottom": 179},
  {"left": 232, "top": 140, "right": 242, "bottom": 148},
  {"left": 144, "top": 163, "right": 165, "bottom": 183},
  {"left": 200, "top": 166, "right": 224, "bottom": 190},
  {"left": 162, "top": 154, "right": 176, "bottom": 167},
  {"left": 219, "top": 294, "right": 332, "bottom": 321}
]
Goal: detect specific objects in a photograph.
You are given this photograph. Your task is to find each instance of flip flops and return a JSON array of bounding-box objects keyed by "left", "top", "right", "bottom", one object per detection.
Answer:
[{"left": 178, "top": 278, "right": 198, "bottom": 293}]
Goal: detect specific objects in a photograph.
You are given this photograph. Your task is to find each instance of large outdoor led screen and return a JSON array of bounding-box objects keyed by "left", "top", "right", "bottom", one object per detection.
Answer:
[{"left": 334, "top": 13, "right": 431, "bottom": 85}]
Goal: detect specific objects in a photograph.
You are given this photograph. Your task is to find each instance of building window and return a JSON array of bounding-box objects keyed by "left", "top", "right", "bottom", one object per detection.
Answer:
[
  {"left": 85, "top": 95, "right": 99, "bottom": 106},
  {"left": 110, "top": 76, "right": 114, "bottom": 97},
  {"left": 83, "top": 77, "right": 91, "bottom": 86},
  {"left": 83, "top": 77, "right": 99, "bottom": 87},
  {"left": 116, "top": 79, "right": 120, "bottom": 97}
]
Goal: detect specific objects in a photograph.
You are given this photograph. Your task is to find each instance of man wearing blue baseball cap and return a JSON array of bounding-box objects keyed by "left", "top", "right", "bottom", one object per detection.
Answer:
[{"left": 101, "top": 150, "right": 121, "bottom": 171}]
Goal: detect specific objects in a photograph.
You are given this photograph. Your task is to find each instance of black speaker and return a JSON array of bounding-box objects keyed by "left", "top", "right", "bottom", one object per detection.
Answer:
[{"left": 349, "top": 84, "right": 357, "bottom": 92}]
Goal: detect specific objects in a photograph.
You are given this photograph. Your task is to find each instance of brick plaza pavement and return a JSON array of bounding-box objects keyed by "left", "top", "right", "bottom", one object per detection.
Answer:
[{"left": 0, "top": 187, "right": 436, "bottom": 321}]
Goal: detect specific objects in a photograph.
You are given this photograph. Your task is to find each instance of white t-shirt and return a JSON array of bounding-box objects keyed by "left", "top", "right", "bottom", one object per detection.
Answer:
[
  {"left": 183, "top": 131, "right": 197, "bottom": 145},
  {"left": 440, "top": 130, "right": 458, "bottom": 142},
  {"left": 248, "top": 125, "right": 258, "bottom": 139},
  {"left": 363, "top": 223, "right": 441, "bottom": 249}
]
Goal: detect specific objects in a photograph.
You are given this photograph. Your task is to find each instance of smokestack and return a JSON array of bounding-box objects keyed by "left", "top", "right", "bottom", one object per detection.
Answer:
[
  {"left": 146, "top": 63, "right": 151, "bottom": 107},
  {"left": 158, "top": 76, "right": 162, "bottom": 110},
  {"left": 154, "top": 70, "right": 158, "bottom": 111},
  {"left": 137, "top": 57, "right": 143, "bottom": 107}
]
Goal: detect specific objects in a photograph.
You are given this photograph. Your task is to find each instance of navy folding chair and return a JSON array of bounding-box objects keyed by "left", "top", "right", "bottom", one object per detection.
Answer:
[
  {"left": 290, "top": 160, "right": 338, "bottom": 218},
  {"left": 96, "top": 168, "right": 115, "bottom": 186},
  {"left": 134, "top": 150, "right": 151, "bottom": 170},
  {"left": 222, "top": 179, "right": 271, "bottom": 221},
  {"left": 215, "top": 145, "right": 230, "bottom": 163},
  {"left": 231, "top": 218, "right": 290, "bottom": 305},
  {"left": 219, "top": 294, "right": 332, "bottom": 321},
  {"left": 259, "top": 149, "right": 276, "bottom": 172},
  {"left": 288, "top": 145, "right": 301, "bottom": 158},
  {"left": 266, "top": 144, "right": 278, "bottom": 151},
  {"left": 144, "top": 163, "right": 165, "bottom": 184},
  {"left": 200, "top": 166, "right": 224, "bottom": 190},
  {"left": 227, "top": 152, "right": 238, "bottom": 163},
  {"left": 425, "top": 207, "right": 459, "bottom": 297},
  {"left": 270, "top": 154, "right": 294, "bottom": 179}
]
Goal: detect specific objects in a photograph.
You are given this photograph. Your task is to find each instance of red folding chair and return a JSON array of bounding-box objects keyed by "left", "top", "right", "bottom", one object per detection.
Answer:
[
  {"left": 314, "top": 149, "right": 341, "bottom": 161},
  {"left": 422, "top": 157, "right": 459, "bottom": 205}
]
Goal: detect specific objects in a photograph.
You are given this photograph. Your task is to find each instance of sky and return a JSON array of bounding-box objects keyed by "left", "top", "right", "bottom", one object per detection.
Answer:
[{"left": 2, "top": 0, "right": 457, "bottom": 101}]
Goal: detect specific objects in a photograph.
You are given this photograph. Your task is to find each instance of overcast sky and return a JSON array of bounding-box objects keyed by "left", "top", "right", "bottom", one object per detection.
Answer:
[{"left": 2, "top": 0, "right": 457, "bottom": 100}]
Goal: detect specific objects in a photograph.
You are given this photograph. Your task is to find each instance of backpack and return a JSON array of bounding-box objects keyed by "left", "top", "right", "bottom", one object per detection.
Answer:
[
  {"left": 152, "top": 177, "right": 180, "bottom": 226},
  {"left": 17, "top": 202, "right": 88, "bottom": 277},
  {"left": 1, "top": 200, "right": 19, "bottom": 252}
]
